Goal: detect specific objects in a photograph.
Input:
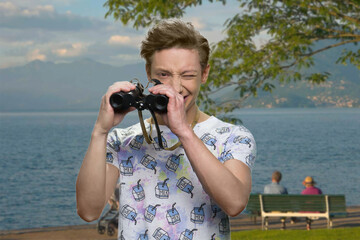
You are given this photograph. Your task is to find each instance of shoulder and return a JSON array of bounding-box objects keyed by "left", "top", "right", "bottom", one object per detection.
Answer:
[
  {"left": 107, "top": 123, "right": 144, "bottom": 147},
  {"left": 197, "top": 116, "right": 254, "bottom": 138},
  {"left": 195, "top": 116, "right": 256, "bottom": 169}
]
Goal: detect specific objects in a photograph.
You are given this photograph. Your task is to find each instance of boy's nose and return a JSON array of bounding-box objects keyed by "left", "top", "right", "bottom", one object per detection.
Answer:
[{"left": 171, "top": 76, "right": 183, "bottom": 93}]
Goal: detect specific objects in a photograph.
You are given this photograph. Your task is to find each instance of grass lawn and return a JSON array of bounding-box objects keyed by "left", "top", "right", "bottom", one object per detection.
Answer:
[{"left": 231, "top": 227, "right": 360, "bottom": 240}]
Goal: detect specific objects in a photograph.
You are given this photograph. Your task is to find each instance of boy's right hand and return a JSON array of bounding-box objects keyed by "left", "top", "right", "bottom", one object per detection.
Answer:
[{"left": 93, "top": 81, "right": 136, "bottom": 136}]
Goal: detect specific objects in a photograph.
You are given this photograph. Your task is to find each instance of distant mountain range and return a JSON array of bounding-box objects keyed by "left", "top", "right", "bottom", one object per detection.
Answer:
[
  {"left": 243, "top": 52, "right": 360, "bottom": 108},
  {"left": 0, "top": 59, "right": 147, "bottom": 111},
  {"left": 218, "top": 43, "right": 360, "bottom": 108},
  {"left": 0, "top": 48, "right": 359, "bottom": 112}
]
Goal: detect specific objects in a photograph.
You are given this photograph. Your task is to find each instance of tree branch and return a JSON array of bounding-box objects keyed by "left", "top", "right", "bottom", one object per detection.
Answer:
[
  {"left": 343, "top": 0, "right": 360, "bottom": 11},
  {"left": 301, "top": 38, "right": 360, "bottom": 57},
  {"left": 309, "top": 5, "right": 360, "bottom": 26}
]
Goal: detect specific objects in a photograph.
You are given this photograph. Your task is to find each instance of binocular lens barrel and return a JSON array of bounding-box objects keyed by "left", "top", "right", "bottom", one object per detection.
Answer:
[
  {"left": 146, "top": 94, "right": 168, "bottom": 112},
  {"left": 109, "top": 91, "right": 168, "bottom": 113},
  {"left": 109, "top": 92, "right": 132, "bottom": 111}
]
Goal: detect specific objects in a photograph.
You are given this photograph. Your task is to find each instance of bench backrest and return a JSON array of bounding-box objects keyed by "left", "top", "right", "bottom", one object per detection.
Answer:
[
  {"left": 245, "top": 194, "right": 262, "bottom": 216},
  {"left": 328, "top": 195, "right": 347, "bottom": 216},
  {"left": 261, "top": 194, "right": 327, "bottom": 212},
  {"left": 245, "top": 194, "right": 346, "bottom": 214}
]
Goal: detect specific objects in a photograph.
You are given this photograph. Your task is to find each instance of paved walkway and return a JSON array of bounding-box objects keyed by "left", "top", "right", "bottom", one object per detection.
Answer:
[{"left": 1, "top": 206, "right": 359, "bottom": 240}]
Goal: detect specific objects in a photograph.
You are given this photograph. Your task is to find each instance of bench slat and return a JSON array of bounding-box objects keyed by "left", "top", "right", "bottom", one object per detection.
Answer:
[{"left": 262, "top": 195, "right": 327, "bottom": 212}]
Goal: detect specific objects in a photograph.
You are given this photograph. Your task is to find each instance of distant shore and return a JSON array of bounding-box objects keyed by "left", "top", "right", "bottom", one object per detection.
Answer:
[{"left": 1, "top": 206, "right": 359, "bottom": 240}]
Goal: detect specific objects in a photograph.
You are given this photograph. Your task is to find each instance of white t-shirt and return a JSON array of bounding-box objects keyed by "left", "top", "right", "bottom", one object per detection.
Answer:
[{"left": 106, "top": 116, "right": 256, "bottom": 240}]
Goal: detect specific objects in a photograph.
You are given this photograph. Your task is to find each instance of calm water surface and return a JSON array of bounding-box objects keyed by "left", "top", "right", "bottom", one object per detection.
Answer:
[{"left": 0, "top": 108, "right": 359, "bottom": 230}]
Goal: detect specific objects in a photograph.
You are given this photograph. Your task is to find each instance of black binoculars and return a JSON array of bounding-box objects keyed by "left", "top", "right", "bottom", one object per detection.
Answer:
[{"left": 110, "top": 79, "right": 168, "bottom": 113}]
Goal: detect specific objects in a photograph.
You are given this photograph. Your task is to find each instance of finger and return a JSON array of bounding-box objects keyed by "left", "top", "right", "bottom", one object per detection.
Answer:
[
  {"left": 107, "top": 81, "right": 136, "bottom": 95},
  {"left": 105, "top": 82, "right": 137, "bottom": 106},
  {"left": 149, "top": 85, "right": 180, "bottom": 100}
]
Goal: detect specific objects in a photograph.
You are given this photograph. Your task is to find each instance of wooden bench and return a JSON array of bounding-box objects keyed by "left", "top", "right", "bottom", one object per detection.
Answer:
[
  {"left": 245, "top": 194, "right": 347, "bottom": 230},
  {"left": 244, "top": 194, "right": 262, "bottom": 223}
]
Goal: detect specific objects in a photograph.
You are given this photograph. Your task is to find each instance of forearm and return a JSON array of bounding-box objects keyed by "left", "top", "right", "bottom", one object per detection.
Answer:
[
  {"left": 179, "top": 128, "right": 251, "bottom": 217},
  {"left": 76, "top": 129, "right": 108, "bottom": 221}
]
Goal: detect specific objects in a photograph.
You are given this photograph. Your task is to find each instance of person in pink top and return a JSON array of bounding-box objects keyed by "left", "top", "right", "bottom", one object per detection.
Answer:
[
  {"left": 301, "top": 176, "right": 323, "bottom": 195},
  {"left": 301, "top": 176, "right": 323, "bottom": 230}
]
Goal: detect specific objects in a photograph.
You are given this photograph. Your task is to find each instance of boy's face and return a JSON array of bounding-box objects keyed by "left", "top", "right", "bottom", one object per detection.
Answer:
[{"left": 147, "top": 48, "right": 210, "bottom": 113}]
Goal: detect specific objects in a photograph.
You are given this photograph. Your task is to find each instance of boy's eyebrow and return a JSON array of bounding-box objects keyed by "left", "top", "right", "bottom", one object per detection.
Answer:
[
  {"left": 154, "top": 68, "right": 171, "bottom": 73},
  {"left": 181, "top": 70, "right": 198, "bottom": 74},
  {"left": 154, "top": 68, "right": 198, "bottom": 74}
]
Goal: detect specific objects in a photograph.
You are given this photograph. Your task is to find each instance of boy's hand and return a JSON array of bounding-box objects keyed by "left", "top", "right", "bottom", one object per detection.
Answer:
[
  {"left": 94, "top": 81, "right": 136, "bottom": 135},
  {"left": 148, "top": 84, "right": 191, "bottom": 137}
]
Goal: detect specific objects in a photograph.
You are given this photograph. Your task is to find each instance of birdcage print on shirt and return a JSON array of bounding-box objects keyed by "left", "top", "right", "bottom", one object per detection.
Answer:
[
  {"left": 176, "top": 176, "right": 194, "bottom": 198},
  {"left": 138, "top": 229, "right": 149, "bottom": 240},
  {"left": 219, "top": 217, "right": 230, "bottom": 235},
  {"left": 245, "top": 153, "right": 256, "bottom": 168},
  {"left": 200, "top": 133, "right": 217, "bottom": 150},
  {"left": 132, "top": 179, "right": 145, "bottom": 202},
  {"left": 130, "top": 134, "right": 144, "bottom": 150},
  {"left": 120, "top": 156, "right": 133, "bottom": 176},
  {"left": 211, "top": 199, "right": 222, "bottom": 218},
  {"left": 108, "top": 131, "right": 121, "bottom": 152},
  {"left": 191, "top": 203, "right": 206, "bottom": 224},
  {"left": 179, "top": 229, "right": 198, "bottom": 240},
  {"left": 219, "top": 150, "right": 234, "bottom": 162},
  {"left": 155, "top": 178, "right": 169, "bottom": 199},
  {"left": 144, "top": 204, "right": 160, "bottom": 223},
  {"left": 233, "top": 136, "right": 252, "bottom": 148},
  {"left": 166, "top": 154, "right": 183, "bottom": 172},
  {"left": 152, "top": 227, "right": 170, "bottom": 240},
  {"left": 121, "top": 204, "right": 137, "bottom": 225},
  {"left": 106, "top": 152, "right": 113, "bottom": 164},
  {"left": 141, "top": 154, "right": 157, "bottom": 174},
  {"left": 215, "top": 127, "right": 230, "bottom": 134},
  {"left": 166, "top": 203, "right": 181, "bottom": 225},
  {"left": 153, "top": 133, "right": 167, "bottom": 151}
]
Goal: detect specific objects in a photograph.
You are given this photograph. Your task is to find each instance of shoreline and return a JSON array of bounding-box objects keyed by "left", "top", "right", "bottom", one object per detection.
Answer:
[{"left": 1, "top": 206, "right": 359, "bottom": 239}]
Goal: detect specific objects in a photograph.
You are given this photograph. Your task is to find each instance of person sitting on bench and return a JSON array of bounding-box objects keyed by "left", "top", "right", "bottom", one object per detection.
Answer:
[{"left": 301, "top": 176, "right": 323, "bottom": 230}]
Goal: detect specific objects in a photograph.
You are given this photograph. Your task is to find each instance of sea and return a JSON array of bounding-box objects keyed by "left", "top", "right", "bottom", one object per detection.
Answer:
[{"left": 0, "top": 108, "right": 359, "bottom": 231}]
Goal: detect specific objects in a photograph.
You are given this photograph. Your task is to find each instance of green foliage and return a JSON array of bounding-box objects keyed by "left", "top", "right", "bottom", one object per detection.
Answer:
[
  {"left": 103, "top": 0, "right": 360, "bottom": 116},
  {"left": 104, "top": 0, "right": 226, "bottom": 29},
  {"left": 231, "top": 227, "right": 360, "bottom": 240}
]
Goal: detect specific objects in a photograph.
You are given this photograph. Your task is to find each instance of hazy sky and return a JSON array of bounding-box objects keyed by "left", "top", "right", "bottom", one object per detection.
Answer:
[{"left": 0, "top": 0, "right": 241, "bottom": 68}]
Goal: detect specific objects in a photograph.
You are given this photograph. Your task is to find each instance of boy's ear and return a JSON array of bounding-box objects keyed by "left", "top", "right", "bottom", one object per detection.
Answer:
[{"left": 201, "top": 64, "right": 211, "bottom": 84}]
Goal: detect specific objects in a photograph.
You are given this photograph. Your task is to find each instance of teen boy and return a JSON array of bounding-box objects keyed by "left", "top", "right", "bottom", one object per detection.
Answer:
[{"left": 76, "top": 19, "right": 256, "bottom": 240}]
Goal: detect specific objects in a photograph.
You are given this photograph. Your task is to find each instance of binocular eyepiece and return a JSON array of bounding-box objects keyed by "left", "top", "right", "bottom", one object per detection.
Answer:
[{"left": 110, "top": 80, "right": 168, "bottom": 113}]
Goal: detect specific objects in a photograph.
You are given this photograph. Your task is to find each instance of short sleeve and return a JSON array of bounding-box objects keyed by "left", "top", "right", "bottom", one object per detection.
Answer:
[
  {"left": 106, "top": 129, "right": 121, "bottom": 169},
  {"left": 222, "top": 125, "right": 256, "bottom": 171}
]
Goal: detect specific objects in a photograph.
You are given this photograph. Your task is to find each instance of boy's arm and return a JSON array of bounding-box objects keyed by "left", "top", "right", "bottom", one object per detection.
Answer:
[
  {"left": 76, "top": 82, "right": 135, "bottom": 222},
  {"left": 76, "top": 130, "right": 119, "bottom": 222},
  {"left": 180, "top": 130, "right": 252, "bottom": 217},
  {"left": 149, "top": 83, "right": 253, "bottom": 217}
]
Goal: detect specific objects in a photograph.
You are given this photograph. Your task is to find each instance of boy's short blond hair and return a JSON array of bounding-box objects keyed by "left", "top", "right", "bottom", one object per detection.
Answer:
[{"left": 140, "top": 19, "right": 210, "bottom": 72}]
